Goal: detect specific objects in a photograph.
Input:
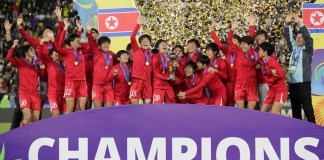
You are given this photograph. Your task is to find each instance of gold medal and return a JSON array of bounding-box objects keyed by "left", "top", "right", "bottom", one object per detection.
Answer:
[
  {"left": 128, "top": 82, "right": 131, "bottom": 85},
  {"left": 105, "top": 66, "right": 108, "bottom": 69},
  {"left": 231, "top": 63, "right": 234, "bottom": 67},
  {"left": 146, "top": 62, "right": 149, "bottom": 65},
  {"left": 74, "top": 61, "right": 78, "bottom": 65}
]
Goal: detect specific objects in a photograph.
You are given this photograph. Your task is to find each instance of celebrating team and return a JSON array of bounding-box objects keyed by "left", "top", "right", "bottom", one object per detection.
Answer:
[{"left": 6, "top": 7, "right": 313, "bottom": 125}]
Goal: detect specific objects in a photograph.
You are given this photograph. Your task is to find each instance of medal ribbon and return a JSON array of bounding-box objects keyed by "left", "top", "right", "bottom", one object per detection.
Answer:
[{"left": 119, "top": 63, "right": 130, "bottom": 83}]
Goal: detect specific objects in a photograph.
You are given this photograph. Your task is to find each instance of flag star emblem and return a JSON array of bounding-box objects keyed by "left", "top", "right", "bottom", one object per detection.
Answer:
[{"left": 105, "top": 16, "right": 119, "bottom": 30}]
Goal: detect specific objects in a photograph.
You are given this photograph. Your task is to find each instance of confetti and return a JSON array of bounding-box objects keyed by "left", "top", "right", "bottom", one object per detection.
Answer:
[{"left": 135, "top": 0, "right": 309, "bottom": 66}]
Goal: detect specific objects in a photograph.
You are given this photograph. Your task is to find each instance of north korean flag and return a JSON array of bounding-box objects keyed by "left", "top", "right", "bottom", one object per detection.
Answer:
[
  {"left": 98, "top": 8, "right": 140, "bottom": 37},
  {"left": 302, "top": 3, "right": 324, "bottom": 33}
]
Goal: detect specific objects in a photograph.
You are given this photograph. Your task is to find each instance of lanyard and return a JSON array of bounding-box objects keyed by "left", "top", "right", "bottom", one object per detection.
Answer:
[
  {"left": 201, "top": 67, "right": 210, "bottom": 98},
  {"left": 119, "top": 63, "right": 130, "bottom": 83},
  {"left": 188, "top": 74, "right": 195, "bottom": 89},
  {"left": 212, "top": 57, "right": 218, "bottom": 68},
  {"left": 159, "top": 53, "right": 169, "bottom": 72},
  {"left": 100, "top": 50, "right": 111, "bottom": 67},
  {"left": 143, "top": 49, "right": 152, "bottom": 63},
  {"left": 244, "top": 51, "right": 258, "bottom": 63},
  {"left": 47, "top": 43, "right": 53, "bottom": 50},
  {"left": 54, "top": 61, "right": 65, "bottom": 74},
  {"left": 202, "top": 67, "right": 208, "bottom": 76},
  {"left": 261, "top": 56, "right": 270, "bottom": 75},
  {"left": 25, "top": 58, "right": 35, "bottom": 67},
  {"left": 230, "top": 53, "right": 235, "bottom": 64},
  {"left": 292, "top": 47, "right": 302, "bottom": 64},
  {"left": 25, "top": 56, "right": 39, "bottom": 67},
  {"left": 70, "top": 48, "right": 81, "bottom": 63}
]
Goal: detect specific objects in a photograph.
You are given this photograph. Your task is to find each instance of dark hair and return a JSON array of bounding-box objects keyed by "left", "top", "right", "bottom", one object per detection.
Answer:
[
  {"left": 98, "top": 36, "right": 111, "bottom": 45},
  {"left": 116, "top": 50, "right": 129, "bottom": 58},
  {"left": 91, "top": 28, "right": 99, "bottom": 35},
  {"left": 184, "top": 60, "right": 197, "bottom": 71},
  {"left": 49, "top": 49, "right": 55, "bottom": 56},
  {"left": 295, "top": 30, "right": 303, "bottom": 38},
  {"left": 206, "top": 43, "right": 220, "bottom": 55},
  {"left": 154, "top": 39, "right": 167, "bottom": 49},
  {"left": 172, "top": 45, "right": 184, "bottom": 53},
  {"left": 64, "top": 38, "right": 69, "bottom": 46},
  {"left": 126, "top": 43, "right": 132, "bottom": 51},
  {"left": 197, "top": 54, "right": 210, "bottom": 66},
  {"left": 138, "top": 34, "right": 152, "bottom": 43},
  {"left": 43, "top": 25, "right": 55, "bottom": 34},
  {"left": 240, "top": 36, "right": 255, "bottom": 46},
  {"left": 233, "top": 34, "right": 242, "bottom": 43},
  {"left": 255, "top": 30, "right": 268, "bottom": 39},
  {"left": 66, "top": 34, "right": 80, "bottom": 46},
  {"left": 20, "top": 45, "right": 34, "bottom": 54},
  {"left": 151, "top": 49, "right": 159, "bottom": 54},
  {"left": 259, "top": 42, "right": 275, "bottom": 56},
  {"left": 187, "top": 39, "right": 200, "bottom": 48}
]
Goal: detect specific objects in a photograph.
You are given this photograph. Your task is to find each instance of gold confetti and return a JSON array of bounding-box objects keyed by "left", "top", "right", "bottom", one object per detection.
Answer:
[{"left": 135, "top": 0, "right": 308, "bottom": 66}]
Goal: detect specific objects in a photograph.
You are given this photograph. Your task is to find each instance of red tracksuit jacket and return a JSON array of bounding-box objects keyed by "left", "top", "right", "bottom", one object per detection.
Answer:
[
  {"left": 208, "top": 56, "right": 228, "bottom": 81},
  {"left": 53, "top": 37, "right": 87, "bottom": 82},
  {"left": 152, "top": 53, "right": 173, "bottom": 90},
  {"left": 184, "top": 73, "right": 208, "bottom": 104},
  {"left": 20, "top": 21, "right": 64, "bottom": 81},
  {"left": 87, "top": 33, "right": 115, "bottom": 85},
  {"left": 6, "top": 47, "right": 39, "bottom": 94},
  {"left": 131, "top": 24, "right": 152, "bottom": 83},
  {"left": 185, "top": 68, "right": 226, "bottom": 99},
  {"left": 211, "top": 30, "right": 237, "bottom": 82},
  {"left": 76, "top": 31, "right": 93, "bottom": 85},
  {"left": 228, "top": 30, "right": 257, "bottom": 85},
  {"left": 37, "top": 45, "right": 65, "bottom": 95},
  {"left": 260, "top": 56, "right": 286, "bottom": 90},
  {"left": 106, "top": 63, "right": 132, "bottom": 99}
]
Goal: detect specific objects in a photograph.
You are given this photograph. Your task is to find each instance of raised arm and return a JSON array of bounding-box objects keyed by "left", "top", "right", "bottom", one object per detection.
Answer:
[
  {"left": 283, "top": 14, "right": 296, "bottom": 53},
  {"left": 246, "top": 15, "right": 257, "bottom": 38},
  {"left": 85, "top": 21, "right": 99, "bottom": 56},
  {"left": 17, "top": 16, "right": 40, "bottom": 46},
  {"left": 293, "top": 14, "right": 313, "bottom": 54},
  {"left": 54, "top": 6, "right": 64, "bottom": 46},
  {"left": 56, "top": 18, "right": 70, "bottom": 48},
  {"left": 130, "top": 16, "right": 141, "bottom": 52},
  {"left": 211, "top": 28, "right": 228, "bottom": 54},
  {"left": 6, "top": 40, "right": 20, "bottom": 66},
  {"left": 227, "top": 21, "right": 241, "bottom": 54},
  {"left": 38, "top": 39, "right": 52, "bottom": 64},
  {"left": 76, "top": 19, "right": 83, "bottom": 37},
  {"left": 53, "top": 42, "right": 69, "bottom": 57}
]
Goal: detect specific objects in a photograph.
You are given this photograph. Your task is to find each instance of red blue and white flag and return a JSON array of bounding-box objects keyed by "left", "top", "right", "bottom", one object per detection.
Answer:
[
  {"left": 302, "top": 3, "right": 324, "bottom": 33},
  {"left": 98, "top": 8, "right": 140, "bottom": 37}
]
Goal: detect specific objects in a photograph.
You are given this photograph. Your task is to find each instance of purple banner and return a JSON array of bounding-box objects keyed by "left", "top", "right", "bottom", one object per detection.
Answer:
[
  {"left": 312, "top": 49, "right": 324, "bottom": 95},
  {"left": 0, "top": 105, "right": 324, "bottom": 159}
]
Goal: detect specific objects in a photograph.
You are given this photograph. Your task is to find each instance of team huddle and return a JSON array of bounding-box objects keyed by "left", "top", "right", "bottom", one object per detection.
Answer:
[{"left": 6, "top": 6, "right": 312, "bottom": 126}]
